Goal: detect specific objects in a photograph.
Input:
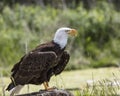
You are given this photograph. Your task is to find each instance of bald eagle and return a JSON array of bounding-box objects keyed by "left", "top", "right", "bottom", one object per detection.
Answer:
[{"left": 6, "top": 27, "right": 77, "bottom": 96}]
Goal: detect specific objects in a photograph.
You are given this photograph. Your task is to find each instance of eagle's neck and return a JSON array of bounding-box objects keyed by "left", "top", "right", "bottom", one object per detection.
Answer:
[{"left": 53, "top": 32, "right": 68, "bottom": 49}]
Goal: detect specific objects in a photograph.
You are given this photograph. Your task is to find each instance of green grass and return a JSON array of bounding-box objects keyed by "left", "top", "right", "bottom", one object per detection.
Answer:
[{"left": 0, "top": 67, "right": 120, "bottom": 96}]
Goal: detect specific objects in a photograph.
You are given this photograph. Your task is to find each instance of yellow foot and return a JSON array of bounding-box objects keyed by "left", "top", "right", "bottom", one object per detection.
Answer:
[
  {"left": 43, "top": 82, "right": 58, "bottom": 91},
  {"left": 45, "top": 86, "right": 57, "bottom": 91}
]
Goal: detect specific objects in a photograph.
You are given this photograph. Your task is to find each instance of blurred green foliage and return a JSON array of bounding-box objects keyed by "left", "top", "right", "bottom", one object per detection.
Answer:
[{"left": 0, "top": 2, "right": 120, "bottom": 76}]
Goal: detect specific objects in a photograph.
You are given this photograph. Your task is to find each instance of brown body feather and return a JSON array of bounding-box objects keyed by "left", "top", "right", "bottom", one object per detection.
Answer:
[{"left": 6, "top": 41, "right": 70, "bottom": 90}]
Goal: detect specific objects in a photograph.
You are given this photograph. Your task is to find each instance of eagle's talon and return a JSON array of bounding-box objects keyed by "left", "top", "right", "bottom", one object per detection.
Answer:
[{"left": 45, "top": 86, "right": 57, "bottom": 91}]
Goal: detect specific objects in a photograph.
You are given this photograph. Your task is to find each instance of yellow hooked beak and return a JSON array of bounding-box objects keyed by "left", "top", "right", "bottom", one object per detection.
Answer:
[{"left": 67, "top": 29, "right": 78, "bottom": 36}]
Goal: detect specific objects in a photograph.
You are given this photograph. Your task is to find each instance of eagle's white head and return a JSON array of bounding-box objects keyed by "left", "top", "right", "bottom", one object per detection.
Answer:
[{"left": 53, "top": 27, "right": 77, "bottom": 49}]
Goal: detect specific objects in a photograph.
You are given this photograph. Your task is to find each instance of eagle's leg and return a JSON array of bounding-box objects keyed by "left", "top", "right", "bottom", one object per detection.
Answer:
[
  {"left": 46, "top": 82, "right": 49, "bottom": 87},
  {"left": 43, "top": 82, "right": 56, "bottom": 90},
  {"left": 43, "top": 82, "right": 49, "bottom": 90}
]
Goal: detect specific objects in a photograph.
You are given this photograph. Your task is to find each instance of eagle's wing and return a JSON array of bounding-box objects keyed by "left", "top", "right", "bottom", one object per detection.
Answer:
[
  {"left": 11, "top": 56, "right": 25, "bottom": 75},
  {"left": 11, "top": 51, "right": 57, "bottom": 85},
  {"left": 53, "top": 51, "right": 70, "bottom": 75}
]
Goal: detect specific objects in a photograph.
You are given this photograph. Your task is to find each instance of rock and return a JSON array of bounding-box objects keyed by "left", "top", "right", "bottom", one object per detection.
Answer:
[{"left": 16, "top": 88, "right": 74, "bottom": 96}]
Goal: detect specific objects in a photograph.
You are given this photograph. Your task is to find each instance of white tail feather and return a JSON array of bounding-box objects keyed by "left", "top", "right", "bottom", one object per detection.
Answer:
[{"left": 10, "top": 85, "right": 23, "bottom": 96}]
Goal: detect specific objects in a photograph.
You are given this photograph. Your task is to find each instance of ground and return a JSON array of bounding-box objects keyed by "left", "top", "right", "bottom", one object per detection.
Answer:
[{"left": 0, "top": 67, "right": 119, "bottom": 96}]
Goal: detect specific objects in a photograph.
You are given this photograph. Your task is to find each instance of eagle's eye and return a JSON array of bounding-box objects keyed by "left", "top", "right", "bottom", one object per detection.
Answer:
[{"left": 65, "top": 30, "right": 70, "bottom": 32}]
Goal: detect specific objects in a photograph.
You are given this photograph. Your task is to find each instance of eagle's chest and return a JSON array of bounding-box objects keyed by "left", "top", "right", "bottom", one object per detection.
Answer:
[
  {"left": 53, "top": 52, "right": 63, "bottom": 66},
  {"left": 43, "top": 44, "right": 65, "bottom": 67}
]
